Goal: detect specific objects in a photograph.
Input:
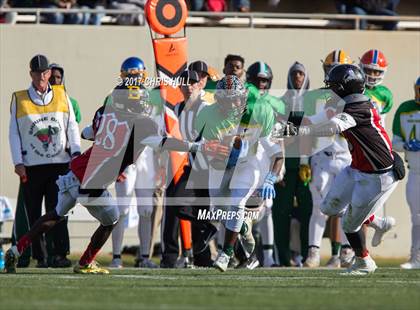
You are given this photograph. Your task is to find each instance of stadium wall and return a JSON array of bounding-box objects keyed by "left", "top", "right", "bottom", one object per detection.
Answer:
[{"left": 0, "top": 25, "right": 419, "bottom": 257}]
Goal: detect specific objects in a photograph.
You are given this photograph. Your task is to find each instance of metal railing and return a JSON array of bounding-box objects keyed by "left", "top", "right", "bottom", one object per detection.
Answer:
[{"left": 0, "top": 7, "right": 419, "bottom": 30}]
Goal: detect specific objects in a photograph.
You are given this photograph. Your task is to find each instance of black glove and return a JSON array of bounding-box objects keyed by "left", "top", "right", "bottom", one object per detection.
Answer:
[{"left": 392, "top": 151, "right": 405, "bottom": 180}]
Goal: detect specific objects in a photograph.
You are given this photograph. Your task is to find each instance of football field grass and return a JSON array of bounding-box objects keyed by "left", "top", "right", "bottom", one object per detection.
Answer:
[{"left": 1, "top": 266, "right": 419, "bottom": 309}]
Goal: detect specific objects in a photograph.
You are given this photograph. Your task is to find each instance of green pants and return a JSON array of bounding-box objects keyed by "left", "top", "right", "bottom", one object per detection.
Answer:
[{"left": 272, "top": 168, "right": 313, "bottom": 266}]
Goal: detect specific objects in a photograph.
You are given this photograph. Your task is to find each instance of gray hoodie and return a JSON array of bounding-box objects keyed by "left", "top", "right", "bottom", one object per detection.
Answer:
[{"left": 282, "top": 61, "right": 310, "bottom": 112}]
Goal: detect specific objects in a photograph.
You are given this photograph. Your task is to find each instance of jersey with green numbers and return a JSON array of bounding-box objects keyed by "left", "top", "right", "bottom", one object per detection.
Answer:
[
  {"left": 195, "top": 100, "right": 275, "bottom": 149},
  {"left": 365, "top": 85, "right": 393, "bottom": 115},
  {"left": 392, "top": 100, "right": 420, "bottom": 142}
]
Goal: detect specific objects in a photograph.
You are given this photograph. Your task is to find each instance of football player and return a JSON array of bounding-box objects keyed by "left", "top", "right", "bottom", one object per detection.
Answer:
[
  {"left": 284, "top": 64, "right": 403, "bottom": 275},
  {"left": 392, "top": 77, "right": 420, "bottom": 269},
  {"left": 109, "top": 57, "right": 160, "bottom": 269},
  {"left": 304, "top": 50, "right": 353, "bottom": 268},
  {"left": 245, "top": 61, "right": 285, "bottom": 266},
  {"left": 195, "top": 75, "right": 284, "bottom": 272},
  {"left": 360, "top": 49, "right": 393, "bottom": 126},
  {"left": 4, "top": 82, "right": 228, "bottom": 274}
]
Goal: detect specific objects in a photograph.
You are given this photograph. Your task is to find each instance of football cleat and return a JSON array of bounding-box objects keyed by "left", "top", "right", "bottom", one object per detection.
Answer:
[
  {"left": 214, "top": 251, "right": 231, "bottom": 272},
  {"left": 236, "top": 251, "right": 260, "bottom": 270},
  {"left": 109, "top": 258, "right": 123, "bottom": 268},
  {"left": 340, "top": 247, "right": 355, "bottom": 268},
  {"left": 74, "top": 261, "right": 110, "bottom": 274},
  {"left": 371, "top": 216, "right": 396, "bottom": 247},
  {"left": 135, "top": 258, "right": 158, "bottom": 268},
  {"left": 400, "top": 249, "right": 420, "bottom": 269},
  {"left": 4, "top": 246, "right": 19, "bottom": 274},
  {"left": 304, "top": 247, "right": 320, "bottom": 268},
  {"left": 325, "top": 256, "right": 341, "bottom": 268},
  {"left": 341, "top": 255, "right": 377, "bottom": 276}
]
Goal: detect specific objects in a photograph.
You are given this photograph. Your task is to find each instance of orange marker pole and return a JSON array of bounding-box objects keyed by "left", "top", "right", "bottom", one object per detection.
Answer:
[{"left": 145, "top": 0, "right": 192, "bottom": 254}]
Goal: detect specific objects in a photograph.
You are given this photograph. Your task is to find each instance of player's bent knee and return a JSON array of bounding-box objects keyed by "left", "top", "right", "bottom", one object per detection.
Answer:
[{"left": 90, "top": 205, "right": 120, "bottom": 226}]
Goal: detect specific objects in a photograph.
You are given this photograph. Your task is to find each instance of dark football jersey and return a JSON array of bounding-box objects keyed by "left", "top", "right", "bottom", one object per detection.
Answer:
[
  {"left": 341, "top": 99, "right": 394, "bottom": 172},
  {"left": 70, "top": 105, "right": 159, "bottom": 191}
]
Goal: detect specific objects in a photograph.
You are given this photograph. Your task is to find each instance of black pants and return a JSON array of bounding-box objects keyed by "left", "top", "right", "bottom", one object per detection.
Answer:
[
  {"left": 161, "top": 165, "right": 211, "bottom": 267},
  {"left": 22, "top": 163, "right": 70, "bottom": 261}
]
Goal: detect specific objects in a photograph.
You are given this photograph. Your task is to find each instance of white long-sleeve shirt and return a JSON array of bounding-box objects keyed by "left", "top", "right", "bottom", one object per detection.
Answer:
[{"left": 9, "top": 84, "right": 81, "bottom": 166}]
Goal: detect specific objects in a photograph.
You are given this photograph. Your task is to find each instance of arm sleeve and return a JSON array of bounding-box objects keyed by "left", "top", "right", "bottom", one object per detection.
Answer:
[
  {"left": 381, "top": 89, "right": 394, "bottom": 114},
  {"left": 299, "top": 113, "right": 356, "bottom": 137},
  {"left": 71, "top": 97, "right": 82, "bottom": 123},
  {"left": 8, "top": 94, "right": 23, "bottom": 165},
  {"left": 65, "top": 94, "right": 81, "bottom": 155},
  {"left": 259, "top": 136, "right": 282, "bottom": 158}
]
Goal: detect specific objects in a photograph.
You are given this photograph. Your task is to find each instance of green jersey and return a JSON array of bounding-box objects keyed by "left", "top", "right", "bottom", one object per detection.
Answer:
[
  {"left": 70, "top": 97, "right": 81, "bottom": 123},
  {"left": 392, "top": 100, "right": 420, "bottom": 142},
  {"left": 365, "top": 85, "right": 393, "bottom": 115},
  {"left": 392, "top": 99, "right": 420, "bottom": 171},
  {"left": 195, "top": 100, "right": 275, "bottom": 147},
  {"left": 245, "top": 82, "right": 285, "bottom": 117}
]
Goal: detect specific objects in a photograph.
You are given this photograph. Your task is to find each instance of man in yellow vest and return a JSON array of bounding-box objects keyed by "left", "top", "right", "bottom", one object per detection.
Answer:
[{"left": 8, "top": 54, "right": 81, "bottom": 268}]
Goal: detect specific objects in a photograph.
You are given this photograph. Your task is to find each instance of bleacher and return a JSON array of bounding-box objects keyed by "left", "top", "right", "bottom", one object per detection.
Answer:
[{"left": 1, "top": 8, "right": 419, "bottom": 31}]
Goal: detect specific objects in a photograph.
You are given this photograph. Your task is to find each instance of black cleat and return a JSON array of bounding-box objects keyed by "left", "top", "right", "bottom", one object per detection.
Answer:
[{"left": 4, "top": 248, "right": 17, "bottom": 274}]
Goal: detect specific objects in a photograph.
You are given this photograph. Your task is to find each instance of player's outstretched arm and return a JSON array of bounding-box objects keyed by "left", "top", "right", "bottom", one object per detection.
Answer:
[{"left": 140, "top": 135, "right": 230, "bottom": 155}]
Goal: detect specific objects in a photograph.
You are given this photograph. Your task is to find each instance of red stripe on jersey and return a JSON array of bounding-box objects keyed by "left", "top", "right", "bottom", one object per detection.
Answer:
[{"left": 370, "top": 108, "right": 393, "bottom": 155}]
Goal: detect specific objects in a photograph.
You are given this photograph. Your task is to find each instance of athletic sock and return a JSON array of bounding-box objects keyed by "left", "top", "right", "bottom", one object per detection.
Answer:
[
  {"left": 223, "top": 244, "right": 234, "bottom": 257},
  {"left": 239, "top": 222, "right": 248, "bottom": 235},
  {"left": 79, "top": 243, "right": 101, "bottom": 266},
  {"left": 17, "top": 235, "right": 31, "bottom": 255},
  {"left": 331, "top": 241, "right": 341, "bottom": 256},
  {"left": 113, "top": 254, "right": 121, "bottom": 259}
]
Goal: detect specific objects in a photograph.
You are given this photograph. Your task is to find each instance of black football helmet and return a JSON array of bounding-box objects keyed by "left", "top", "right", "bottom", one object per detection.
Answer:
[
  {"left": 325, "top": 64, "right": 365, "bottom": 98},
  {"left": 111, "top": 81, "right": 151, "bottom": 117},
  {"left": 246, "top": 61, "right": 273, "bottom": 89}
]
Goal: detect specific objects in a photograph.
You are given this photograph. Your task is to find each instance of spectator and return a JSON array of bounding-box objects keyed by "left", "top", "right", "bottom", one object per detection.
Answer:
[
  {"left": 205, "top": 0, "right": 227, "bottom": 12},
  {"left": 49, "top": 63, "right": 82, "bottom": 123},
  {"left": 8, "top": 54, "right": 81, "bottom": 268},
  {"left": 335, "top": 0, "right": 400, "bottom": 30},
  {"left": 78, "top": 0, "right": 105, "bottom": 25},
  {"left": 233, "top": 0, "right": 250, "bottom": 12},
  {"left": 272, "top": 62, "right": 313, "bottom": 267},
  {"left": 189, "top": 0, "right": 205, "bottom": 11},
  {"left": 109, "top": 0, "right": 146, "bottom": 25},
  {"left": 42, "top": 0, "right": 83, "bottom": 25}
]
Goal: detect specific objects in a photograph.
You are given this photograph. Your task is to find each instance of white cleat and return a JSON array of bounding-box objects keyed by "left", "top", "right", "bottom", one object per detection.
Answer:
[
  {"left": 341, "top": 255, "right": 377, "bottom": 275},
  {"left": 325, "top": 256, "right": 341, "bottom": 268},
  {"left": 304, "top": 247, "right": 320, "bottom": 268},
  {"left": 109, "top": 258, "right": 123, "bottom": 268},
  {"left": 340, "top": 247, "right": 355, "bottom": 268},
  {"left": 214, "top": 251, "right": 231, "bottom": 272},
  {"left": 400, "top": 250, "right": 420, "bottom": 269},
  {"left": 371, "top": 216, "right": 396, "bottom": 247}
]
